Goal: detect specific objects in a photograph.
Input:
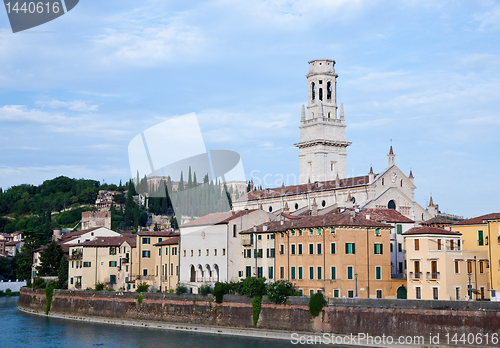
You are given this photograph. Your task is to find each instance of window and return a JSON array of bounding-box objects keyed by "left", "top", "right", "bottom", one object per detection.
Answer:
[
  {"left": 374, "top": 244, "right": 383, "bottom": 255},
  {"left": 330, "top": 242, "right": 336, "bottom": 254},
  {"left": 437, "top": 239, "right": 442, "bottom": 250},
  {"left": 375, "top": 228, "right": 381, "bottom": 236},
  {"left": 433, "top": 287, "right": 439, "bottom": 300},
  {"left": 327, "top": 81, "right": 332, "bottom": 100},
  {"left": 142, "top": 250, "right": 150, "bottom": 258},
  {"left": 159, "top": 248, "right": 161, "bottom": 256},
  {"left": 183, "top": 250, "right": 186, "bottom": 257},
  {"left": 109, "top": 247, "right": 116, "bottom": 255},
  {"left": 222, "top": 248, "right": 226, "bottom": 256},
  {"left": 70, "top": 278, "right": 73, "bottom": 285},
  {"left": 375, "top": 266, "right": 381, "bottom": 280},
  {"left": 165, "top": 248, "right": 168, "bottom": 256},
  {"left": 268, "top": 267, "right": 274, "bottom": 279},
  {"left": 206, "top": 249, "right": 209, "bottom": 256},
  {"left": 415, "top": 287, "right": 421, "bottom": 299},
  {"left": 280, "top": 266, "right": 285, "bottom": 279},
  {"left": 309, "top": 266, "right": 314, "bottom": 280},
  {"left": 317, "top": 266, "right": 322, "bottom": 280},
  {"left": 480, "top": 261, "right": 484, "bottom": 274},
  {"left": 110, "top": 275, "right": 116, "bottom": 284},
  {"left": 291, "top": 267, "right": 296, "bottom": 280},
  {"left": 298, "top": 289, "right": 303, "bottom": 296},
  {"left": 414, "top": 239, "right": 420, "bottom": 251},
  {"left": 414, "top": 260, "right": 420, "bottom": 278},
  {"left": 214, "top": 249, "right": 217, "bottom": 256},
  {"left": 331, "top": 266, "right": 336, "bottom": 280},
  {"left": 311, "top": 82, "right": 315, "bottom": 100},
  {"left": 257, "top": 249, "right": 262, "bottom": 258},
  {"left": 398, "top": 243, "right": 402, "bottom": 252},
  {"left": 158, "top": 238, "right": 162, "bottom": 243},
  {"left": 478, "top": 230, "right": 484, "bottom": 246},
  {"left": 390, "top": 243, "right": 393, "bottom": 253},
  {"left": 310, "top": 289, "right": 315, "bottom": 296},
  {"left": 317, "top": 228, "right": 322, "bottom": 235},
  {"left": 455, "top": 287, "right": 461, "bottom": 300},
  {"left": 399, "top": 262, "right": 403, "bottom": 274},
  {"left": 279, "top": 244, "right": 284, "bottom": 254},
  {"left": 317, "top": 244, "right": 322, "bottom": 255},
  {"left": 376, "top": 290, "right": 382, "bottom": 299},
  {"left": 291, "top": 244, "right": 296, "bottom": 255},
  {"left": 270, "top": 248, "right": 275, "bottom": 258},
  {"left": 330, "top": 227, "right": 336, "bottom": 235},
  {"left": 238, "top": 271, "right": 243, "bottom": 277},
  {"left": 142, "top": 237, "right": 150, "bottom": 245},
  {"left": 246, "top": 266, "right": 251, "bottom": 278},
  {"left": 298, "top": 267, "right": 303, "bottom": 280},
  {"left": 109, "top": 261, "right": 117, "bottom": 267},
  {"left": 348, "top": 290, "right": 354, "bottom": 298},
  {"left": 450, "top": 240, "right": 455, "bottom": 250},
  {"left": 190, "top": 250, "right": 193, "bottom": 257},
  {"left": 454, "top": 260, "right": 460, "bottom": 274},
  {"left": 258, "top": 235, "right": 262, "bottom": 240},
  {"left": 198, "top": 250, "right": 201, "bottom": 256},
  {"left": 333, "top": 289, "right": 339, "bottom": 298},
  {"left": 298, "top": 244, "right": 303, "bottom": 255},
  {"left": 467, "top": 261, "right": 472, "bottom": 274},
  {"left": 347, "top": 266, "right": 353, "bottom": 280},
  {"left": 257, "top": 267, "right": 263, "bottom": 278},
  {"left": 172, "top": 247, "right": 177, "bottom": 255},
  {"left": 309, "top": 244, "right": 314, "bottom": 255},
  {"left": 345, "top": 243, "right": 355, "bottom": 254},
  {"left": 143, "top": 269, "right": 148, "bottom": 276},
  {"left": 397, "top": 225, "right": 402, "bottom": 234},
  {"left": 83, "top": 262, "right": 91, "bottom": 267},
  {"left": 233, "top": 225, "right": 237, "bottom": 238}
]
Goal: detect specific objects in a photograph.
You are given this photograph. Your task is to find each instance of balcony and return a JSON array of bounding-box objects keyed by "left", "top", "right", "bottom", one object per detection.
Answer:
[
  {"left": 70, "top": 252, "right": 83, "bottom": 260},
  {"left": 242, "top": 236, "right": 253, "bottom": 246},
  {"left": 136, "top": 275, "right": 155, "bottom": 281},
  {"left": 121, "top": 257, "right": 129, "bottom": 264},
  {"left": 426, "top": 271, "right": 440, "bottom": 281},
  {"left": 409, "top": 272, "right": 422, "bottom": 280}
]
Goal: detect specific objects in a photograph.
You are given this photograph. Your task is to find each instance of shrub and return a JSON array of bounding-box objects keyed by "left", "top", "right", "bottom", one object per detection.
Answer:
[
  {"left": 27, "top": 279, "right": 32, "bottom": 288},
  {"left": 252, "top": 296, "right": 262, "bottom": 326},
  {"left": 94, "top": 282, "right": 105, "bottom": 291},
  {"left": 5, "top": 288, "right": 12, "bottom": 294},
  {"left": 34, "top": 278, "right": 46, "bottom": 289},
  {"left": 309, "top": 293, "right": 327, "bottom": 317},
  {"left": 175, "top": 284, "right": 188, "bottom": 295},
  {"left": 45, "top": 285, "right": 55, "bottom": 315},
  {"left": 85, "top": 287, "right": 93, "bottom": 291},
  {"left": 168, "top": 289, "right": 174, "bottom": 293},
  {"left": 213, "top": 282, "right": 226, "bottom": 303},
  {"left": 199, "top": 284, "right": 212, "bottom": 296},
  {"left": 267, "top": 280, "right": 297, "bottom": 304},
  {"left": 137, "top": 294, "right": 143, "bottom": 306},
  {"left": 239, "top": 277, "right": 267, "bottom": 297},
  {"left": 136, "top": 282, "right": 149, "bottom": 293}
]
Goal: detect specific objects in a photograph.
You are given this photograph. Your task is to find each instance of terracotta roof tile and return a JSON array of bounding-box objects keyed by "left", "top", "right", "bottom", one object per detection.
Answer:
[
  {"left": 181, "top": 210, "right": 257, "bottom": 228},
  {"left": 421, "top": 216, "right": 458, "bottom": 225},
  {"left": 453, "top": 213, "right": 500, "bottom": 226},
  {"left": 79, "top": 235, "right": 136, "bottom": 247},
  {"left": 138, "top": 230, "right": 176, "bottom": 237},
  {"left": 403, "top": 226, "right": 461, "bottom": 236},
  {"left": 358, "top": 209, "right": 414, "bottom": 223},
  {"left": 154, "top": 236, "right": 180, "bottom": 246}
]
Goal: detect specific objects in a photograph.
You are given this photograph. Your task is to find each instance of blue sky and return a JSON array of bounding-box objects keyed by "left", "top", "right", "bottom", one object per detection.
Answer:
[{"left": 0, "top": 0, "right": 499, "bottom": 218}]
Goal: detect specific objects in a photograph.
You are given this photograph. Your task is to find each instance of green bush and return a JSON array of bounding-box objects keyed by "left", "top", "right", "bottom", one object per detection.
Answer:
[
  {"left": 85, "top": 287, "right": 93, "bottom": 291},
  {"left": 137, "top": 294, "right": 143, "bottom": 306},
  {"left": 34, "top": 277, "right": 46, "bottom": 289},
  {"left": 309, "top": 293, "right": 327, "bottom": 317},
  {"left": 136, "top": 282, "right": 149, "bottom": 293},
  {"left": 27, "top": 279, "right": 32, "bottom": 288},
  {"left": 45, "top": 285, "right": 55, "bottom": 315},
  {"left": 94, "top": 282, "right": 105, "bottom": 291},
  {"left": 267, "top": 280, "right": 297, "bottom": 304},
  {"left": 213, "top": 282, "right": 226, "bottom": 303},
  {"left": 175, "top": 284, "right": 188, "bottom": 295},
  {"left": 199, "top": 284, "right": 212, "bottom": 296},
  {"left": 252, "top": 296, "right": 262, "bottom": 326},
  {"left": 239, "top": 277, "right": 267, "bottom": 297},
  {"left": 168, "top": 289, "right": 174, "bottom": 293}
]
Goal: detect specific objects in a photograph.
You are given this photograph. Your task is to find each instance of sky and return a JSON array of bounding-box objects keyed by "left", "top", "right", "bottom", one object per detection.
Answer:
[{"left": 0, "top": 0, "right": 499, "bottom": 218}]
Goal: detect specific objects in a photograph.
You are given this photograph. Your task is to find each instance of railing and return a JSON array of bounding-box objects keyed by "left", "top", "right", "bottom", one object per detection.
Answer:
[
  {"left": 70, "top": 253, "right": 83, "bottom": 260},
  {"left": 121, "top": 258, "right": 129, "bottom": 264},
  {"left": 242, "top": 236, "right": 253, "bottom": 246},
  {"left": 136, "top": 275, "right": 155, "bottom": 281},
  {"left": 426, "top": 271, "right": 440, "bottom": 280},
  {"left": 409, "top": 272, "right": 422, "bottom": 280}
]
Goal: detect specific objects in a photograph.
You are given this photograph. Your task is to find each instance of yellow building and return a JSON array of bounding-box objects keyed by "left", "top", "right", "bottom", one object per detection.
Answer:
[
  {"left": 251, "top": 210, "right": 400, "bottom": 298},
  {"left": 404, "top": 226, "right": 489, "bottom": 300},
  {"left": 134, "top": 230, "right": 177, "bottom": 291},
  {"left": 452, "top": 213, "right": 500, "bottom": 301},
  {"left": 154, "top": 236, "right": 179, "bottom": 292},
  {"left": 68, "top": 234, "right": 136, "bottom": 291}
]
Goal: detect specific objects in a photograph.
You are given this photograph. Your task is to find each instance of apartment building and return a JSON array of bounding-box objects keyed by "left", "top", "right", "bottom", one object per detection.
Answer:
[{"left": 153, "top": 236, "right": 179, "bottom": 292}]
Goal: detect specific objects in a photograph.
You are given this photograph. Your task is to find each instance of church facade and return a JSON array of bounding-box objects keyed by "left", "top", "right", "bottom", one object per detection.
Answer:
[{"left": 233, "top": 59, "right": 435, "bottom": 223}]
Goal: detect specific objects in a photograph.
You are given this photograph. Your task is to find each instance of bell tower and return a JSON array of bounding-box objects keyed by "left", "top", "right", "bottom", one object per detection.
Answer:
[{"left": 295, "top": 59, "right": 351, "bottom": 184}]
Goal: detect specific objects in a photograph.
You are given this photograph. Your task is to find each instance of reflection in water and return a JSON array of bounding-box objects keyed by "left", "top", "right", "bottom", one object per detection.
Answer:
[{"left": 4, "top": 297, "right": 329, "bottom": 348}]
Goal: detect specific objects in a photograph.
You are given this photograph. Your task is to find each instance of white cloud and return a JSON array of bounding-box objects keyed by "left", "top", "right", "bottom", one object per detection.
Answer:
[
  {"left": 37, "top": 100, "right": 99, "bottom": 112},
  {"left": 475, "top": 5, "right": 500, "bottom": 32}
]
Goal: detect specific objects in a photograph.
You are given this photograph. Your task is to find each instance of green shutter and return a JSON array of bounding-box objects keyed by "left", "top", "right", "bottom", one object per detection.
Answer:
[
  {"left": 291, "top": 267, "right": 296, "bottom": 279},
  {"left": 397, "top": 225, "right": 402, "bottom": 234},
  {"left": 478, "top": 231, "right": 484, "bottom": 246},
  {"left": 318, "top": 267, "right": 322, "bottom": 280},
  {"left": 298, "top": 267, "right": 303, "bottom": 280},
  {"left": 331, "top": 266, "right": 336, "bottom": 280}
]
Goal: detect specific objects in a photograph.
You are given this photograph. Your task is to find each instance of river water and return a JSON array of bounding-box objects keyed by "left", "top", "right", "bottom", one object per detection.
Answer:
[{"left": 4, "top": 297, "right": 332, "bottom": 347}]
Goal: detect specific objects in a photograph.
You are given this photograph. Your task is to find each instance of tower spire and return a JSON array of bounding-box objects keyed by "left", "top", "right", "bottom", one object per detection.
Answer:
[{"left": 387, "top": 145, "right": 395, "bottom": 166}]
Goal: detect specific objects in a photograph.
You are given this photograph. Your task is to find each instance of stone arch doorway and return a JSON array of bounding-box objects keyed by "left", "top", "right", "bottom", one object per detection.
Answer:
[{"left": 397, "top": 286, "right": 407, "bottom": 299}]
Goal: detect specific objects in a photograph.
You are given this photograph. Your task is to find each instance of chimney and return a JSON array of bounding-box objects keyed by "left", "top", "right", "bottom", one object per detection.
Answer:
[
  {"left": 283, "top": 202, "right": 289, "bottom": 213},
  {"left": 366, "top": 214, "right": 370, "bottom": 220},
  {"left": 249, "top": 180, "right": 254, "bottom": 191},
  {"left": 263, "top": 225, "right": 268, "bottom": 232},
  {"left": 311, "top": 198, "right": 318, "bottom": 216}
]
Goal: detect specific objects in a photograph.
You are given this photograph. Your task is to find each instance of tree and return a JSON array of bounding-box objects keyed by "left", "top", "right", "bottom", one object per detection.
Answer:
[
  {"left": 57, "top": 254, "right": 68, "bottom": 288},
  {"left": 170, "top": 216, "right": 179, "bottom": 230},
  {"left": 36, "top": 240, "right": 64, "bottom": 276},
  {"left": 16, "top": 246, "right": 34, "bottom": 280},
  {"left": 267, "top": 280, "right": 297, "bottom": 304}
]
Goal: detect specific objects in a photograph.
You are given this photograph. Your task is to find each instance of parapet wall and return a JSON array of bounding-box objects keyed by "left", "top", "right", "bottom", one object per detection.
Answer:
[{"left": 18, "top": 288, "right": 500, "bottom": 345}]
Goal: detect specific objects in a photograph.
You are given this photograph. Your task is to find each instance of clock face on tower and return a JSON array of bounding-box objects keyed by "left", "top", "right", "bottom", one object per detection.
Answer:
[{"left": 392, "top": 172, "right": 397, "bottom": 183}]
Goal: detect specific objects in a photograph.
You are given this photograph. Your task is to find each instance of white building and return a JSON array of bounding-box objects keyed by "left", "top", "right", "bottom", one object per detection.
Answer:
[{"left": 179, "top": 209, "right": 269, "bottom": 292}]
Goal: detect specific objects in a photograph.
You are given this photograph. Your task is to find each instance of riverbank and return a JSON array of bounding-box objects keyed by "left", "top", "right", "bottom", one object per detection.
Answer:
[{"left": 18, "top": 287, "right": 500, "bottom": 347}]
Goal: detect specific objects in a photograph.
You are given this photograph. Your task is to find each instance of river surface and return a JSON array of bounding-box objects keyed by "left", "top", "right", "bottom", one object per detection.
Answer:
[{"left": 4, "top": 297, "right": 346, "bottom": 347}]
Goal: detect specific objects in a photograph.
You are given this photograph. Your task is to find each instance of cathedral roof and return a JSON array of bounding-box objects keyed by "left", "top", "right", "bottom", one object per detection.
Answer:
[
  {"left": 421, "top": 216, "right": 457, "bottom": 226},
  {"left": 452, "top": 213, "right": 500, "bottom": 226},
  {"left": 235, "top": 174, "right": 375, "bottom": 202},
  {"left": 181, "top": 210, "right": 257, "bottom": 228},
  {"left": 240, "top": 210, "right": 391, "bottom": 234}
]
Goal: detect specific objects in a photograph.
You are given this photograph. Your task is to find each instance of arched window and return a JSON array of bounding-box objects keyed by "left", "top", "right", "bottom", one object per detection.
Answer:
[
  {"left": 295, "top": 203, "right": 299, "bottom": 210},
  {"left": 322, "top": 200, "right": 326, "bottom": 207},
  {"left": 388, "top": 200, "right": 396, "bottom": 210},
  {"left": 327, "top": 81, "right": 332, "bottom": 100},
  {"left": 328, "top": 112, "right": 331, "bottom": 119},
  {"left": 401, "top": 179, "right": 403, "bottom": 187},
  {"left": 382, "top": 178, "right": 385, "bottom": 185},
  {"left": 190, "top": 265, "right": 196, "bottom": 282},
  {"left": 311, "top": 83, "right": 315, "bottom": 101},
  {"left": 319, "top": 88, "right": 323, "bottom": 101},
  {"left": 269, "top": 206, "right": 273, "bottom": 213}
]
